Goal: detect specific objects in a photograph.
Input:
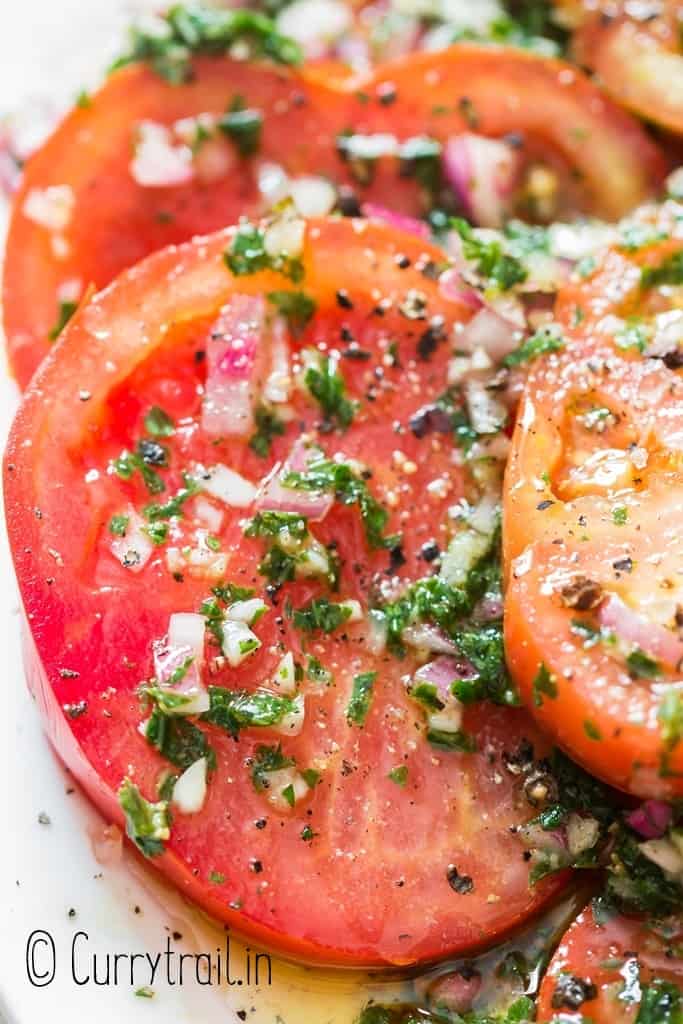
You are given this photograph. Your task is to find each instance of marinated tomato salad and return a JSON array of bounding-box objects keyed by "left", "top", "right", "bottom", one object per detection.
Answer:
[{"left": 4, "top": 2, "right": 683, "bottom": 1021}]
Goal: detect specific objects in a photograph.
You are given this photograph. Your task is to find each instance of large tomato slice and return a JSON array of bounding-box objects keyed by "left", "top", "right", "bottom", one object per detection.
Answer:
[
  {"left": 504, "top": 236, "right": 683, "bottom": 798},
  {"left": 537, "top": 902, "right": 683, "bottom": 1022},
  {"left": 3, "top": 44, "right": 665, "bottom": 387},
  {"left": 4, "top": 218, "right": 566, "bottom": 966}
]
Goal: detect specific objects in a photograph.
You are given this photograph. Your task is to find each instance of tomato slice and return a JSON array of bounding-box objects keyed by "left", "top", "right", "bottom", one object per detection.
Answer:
[
  {"left": 504, "top": 237, "right": 683, "bottom": 798},
  {"left": 3, "top": 45, "right": 665, "bottom": 387},
  {"left": 537, "top": 902, "right": 683, "bottom": 1022},
  {"left": 5, "top": 218, "right": 567, "bottom": 966},
  {"left": 574, "top": 7, "right": 683, "bottom": 136}
]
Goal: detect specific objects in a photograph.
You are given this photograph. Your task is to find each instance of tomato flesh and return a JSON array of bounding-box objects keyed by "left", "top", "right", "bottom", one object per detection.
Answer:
[
  {"left": 3, "top": 46, "right": 665, "bottom": 387},
  {"left": 504, "top": 238, "right": 683, "bottom": 797},
  {"left": 537, "top": 902, "right": 683, "bottom": 1022},
  {"left": 5, "top": 219, "right": 566, "bottom": 966}
]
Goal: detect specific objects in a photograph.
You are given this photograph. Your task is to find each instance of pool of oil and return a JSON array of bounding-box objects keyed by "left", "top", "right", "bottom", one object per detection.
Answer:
[{"left": 120, "top": 832, "right": 592, "bottom": 1023}]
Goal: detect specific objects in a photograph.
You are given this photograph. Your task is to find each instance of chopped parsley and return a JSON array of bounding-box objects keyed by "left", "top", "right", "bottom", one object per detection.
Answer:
[
  {"left": 267, "top": 289, "right": 316, "bottom": 335},
  {"left": 378, "top": 537, "right": 502, "bottom": 658},
  {"left": 293, "top": 598, "right": 353, "bottom": 634},
  {"left": 626, "top": 649, "right": 661, "bottom": 679},
  {"left": 144, "top": 707, "right": 215, "bottom": 772},
  {"left": 225, "top": 221, "right": 303, "bottom": 282},
  {"left": 219, "top": 95, "right": 262, "bottom": 157},
  {"left": 388, "top": 765, "right": 408, "bottom": 786},
  {"left": 612, "top": 506, "right": 628, "bottom": 526},
  {"left": 304, "top": 356, "right": 356, "bottom": 430},
  {"left": 109, "top": 514, "right": 130, "bottom": 537},
  {"left": 144, "top": 476, "right": 198, "bottom": 520},
  {"left": 427, "top": 729, "right": 477, "bottom": 753},
  {"left": 245, "top": 510, "right": 338, "bottom": 587},
  {"left": 532, "top": 663, "right": 557, "bottom": 707},
  {"left": 203, "top": 686, "right": 297, "bottom": 737},
  {"left": 346, "top": 672, "right": 376, "bottom": 726},
  {"left": 48, "top": 299, "right": 78, "bottom": 342},
  {"left": 112, "top": 4, "right": 302, "bottom": 84},
  {"left": 249, "top": 404, "right": 286, "bottom": 457},
  {"left": 451, "top": 217, "right": 527, "bottom": 291},
  {"left": 144, "top": 405, "right": 175, "bottom": 437},
  {"left": 118, "top": 778, "right": 169, "bottom": 858},
  {"left": 659, "top": 689, "right": 683, "bottom": 750},
  {"left": 113, "top": 449, "right": 166, "bottom": 495},
  {"left": 503, "top": 324, "right": 565, "bottom": 367},
  {"left": 251, "top": 744, "right": 294, "bottom": 792},
  {"left": 283, "top": 455, "right": 399, "bottom": 550}
]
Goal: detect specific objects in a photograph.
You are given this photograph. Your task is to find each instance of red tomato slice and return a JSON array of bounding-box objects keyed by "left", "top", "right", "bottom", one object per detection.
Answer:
[
  {"left": 537, "top": 902, "right": 683, "bottom": 1022},
  {"left": 504, "top": 238, "right": 683, "bottom": 798},
  {"left": 5, "top": 218, "right": 566, "bottom": 967},
  {"left": 574, "top": 6, "right": 683, "bottom": 136},
  {"left": 3, "top": 45, "right": 665, "bottom": 387}
]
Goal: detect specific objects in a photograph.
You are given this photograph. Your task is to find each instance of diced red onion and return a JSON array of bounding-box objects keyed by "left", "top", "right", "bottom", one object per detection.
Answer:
[
  {"left": 255, "top": 443, "right": 333, "bottom": 522},
  {"left": 361, "top": 203, "right": 431, "bottom": 240},
  {"left": 130, "top": 121, "right": 194, "bottom": 188},
  {"left": 444, "top": 133, "right": 520, "bottom": 229},
  {"left": 427, "top": 971, "right": 482, "bottom": 1016},
  {"left": 202, "top": 294, "right": 266, "bottom": 438},
  {"left": 110, "top": 509, "right": 154, "bottom": 573},
  {"left": 402, "top": 624, "right": 458, "bottom": 656},
  {"left": 438, "top": 268, "right": 483, "bottom": 310},
  {"left": 262, "top": 316, "right": 292, "bottom": 405},
  {"left": 598, "top": 593, "right": 683, "bottom": 670},
  {"left": 457, "top": 306, "right": 522, "bottom": 362},
  {"left": 626, "top": 800, "right": 673, "bottom": 840},
  {"left": 474, "top": 595, "right": 504, "bottom": 621},
  {"left": 414, "top": 654, "right": 477, "bottom": 703},
  {"left": 518, "top": 822, "right": 568, "bottom": 854},
  {"left": 154, "top": 643, "right": 201, "bottom": 690}
]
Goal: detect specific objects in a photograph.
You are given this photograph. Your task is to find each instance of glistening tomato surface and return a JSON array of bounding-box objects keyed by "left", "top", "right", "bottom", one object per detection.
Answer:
[
  {"left": 5, "top": 219, "right": 565, "bottom": 966},
  {"left": 3, "top": 44, "right": 665, "bottom": 386},
  {"left": 537, "top": 902, "right": 683, "bottom": 1022},
  {"left": 504, "top": 238, "right": 683, "bottom": 798}
]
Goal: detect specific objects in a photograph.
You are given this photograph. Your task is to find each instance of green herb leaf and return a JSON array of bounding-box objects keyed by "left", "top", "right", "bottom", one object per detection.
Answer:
[
  {"left": 204, "top": 687, "right": 296, "bottom": 737},
  {"left": 118, "top": 778, "right": 170, "bottom": 858},
  {"left": 293, "top": 598, "right": 353, "bottom": 634},
  {"left": 532, "top": 662, "right": 557, "bottom": 707},
  {"left": 503, "top": 324, "right": 564, "bottom": 367},
  {"left": 144, "top": 406, "right": 175, "bottom": 437},
  {"left": 219, "top": 95, "right": 263, "bottom": 156},
  {"left": 225, "top": 221, "right": 304, "bottom": 281},
  {"left": 267, "top": 289, "right": 317, "bottom": 335},
  {"left": 109, "top": 514, "right": 130, "bottom": 537},
  {"left": 251, "top": 743, "right": 295, "bottom": 792},
  {"left": 304, "top": 355, "right": 356, "bottom": 430},
  {"left": 249, "top": 404, "right": 286, "bottom": 457},
  {"left": 112, "top": 4, "right": 302, "bottom": 83},
  {"left": 642, "top": 252, "right": 683, "bottom": 289},
  {"left": 283, "top": 455, "right": 399, "bottom": 550},
  {"left": 48, "top": 299, "right": 78, "bottom": 342},
  {"left": 451, "top": 217, "right": 528, "bottom": 291},
  {"left": 627, "top": 649, "right": 661, "bottom": 680},
  {"left": 144, "top": 707, "right": 216, "bottom": 772},
  {"left": 347, "top": 671, "right": 376, "bottom": 726}
]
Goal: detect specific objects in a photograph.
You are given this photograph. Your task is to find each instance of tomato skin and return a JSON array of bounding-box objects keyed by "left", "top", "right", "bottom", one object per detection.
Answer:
[
  {"left": 3, "top": 46, "right": 665, "bottom": 388},
  {"left": 504, "top": 240, "right": 683, "bottom": 797},
  {"left": 5, "top": 219, "right": 568, "bottom": 967},
  {"left": 537, "top": 902, "right": 683, "bottom": 1022}
]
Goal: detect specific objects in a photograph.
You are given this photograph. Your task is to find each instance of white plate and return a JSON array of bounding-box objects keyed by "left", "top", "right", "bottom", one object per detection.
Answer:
[{"left": 0, "top": 5, "right": 385, "bottom": 1020}]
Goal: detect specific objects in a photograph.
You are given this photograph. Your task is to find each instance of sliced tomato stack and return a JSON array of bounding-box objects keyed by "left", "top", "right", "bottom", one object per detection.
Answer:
[{"left": 4, "top": 218, "right": 566, "bottom": 966}]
